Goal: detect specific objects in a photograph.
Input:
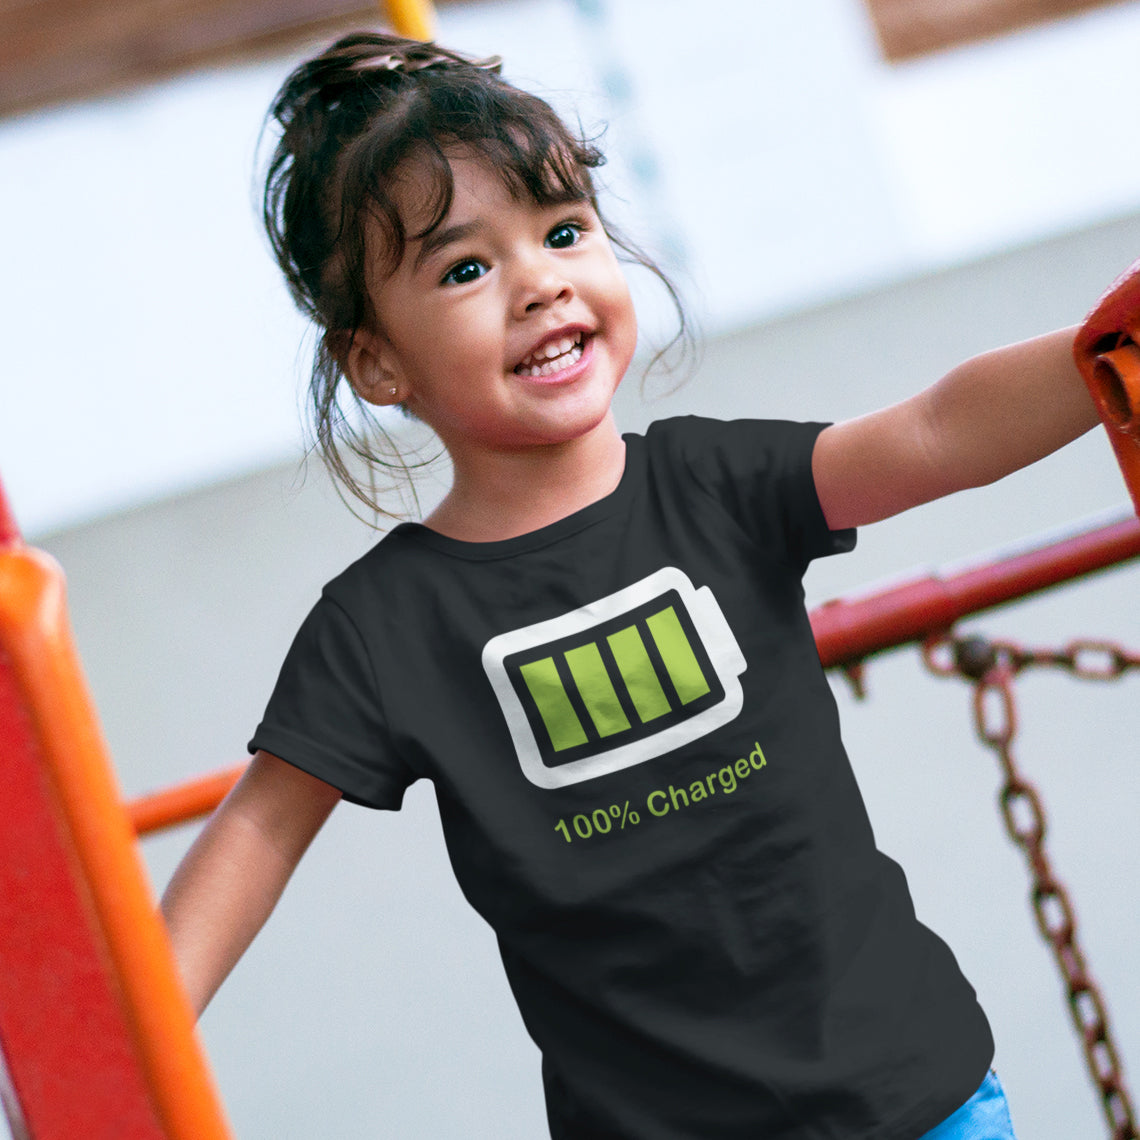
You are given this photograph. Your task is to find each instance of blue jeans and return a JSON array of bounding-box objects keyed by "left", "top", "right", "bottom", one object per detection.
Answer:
[{"left": 918, "top": 1070, "right": 1017, "bottom": 1139}]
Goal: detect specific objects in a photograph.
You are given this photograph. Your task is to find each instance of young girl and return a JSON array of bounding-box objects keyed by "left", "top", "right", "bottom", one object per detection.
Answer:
[{"left": 160, "top": 31, "right": 1105, "bottom": 1139}]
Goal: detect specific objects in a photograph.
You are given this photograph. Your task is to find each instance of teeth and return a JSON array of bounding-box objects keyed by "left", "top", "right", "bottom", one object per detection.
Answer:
[
  {"left": 516, "top": 332, "right": 584, "bottom": 373},
  {"left": 516, "top": 339, "right": 584, "bottom": 377}
]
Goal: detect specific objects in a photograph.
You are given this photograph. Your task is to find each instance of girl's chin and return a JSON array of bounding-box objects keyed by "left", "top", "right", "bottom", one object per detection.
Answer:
[{"left": 493, "top": 401, "right": 618, "bottom": 453}]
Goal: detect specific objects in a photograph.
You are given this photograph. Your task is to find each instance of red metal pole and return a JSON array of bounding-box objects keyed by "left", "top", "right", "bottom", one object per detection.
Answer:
[
  {"left": 1073, "top": 257, "right": 1140, "bottom": 516},
  {"left": 0, "top": 641, "right": 168, "bottom": 1140},
  {"left": 812, "top": 512, "right": 1140, "bottom": 667},
  {"left": 0, "top": 485, "right": 170, "bottom": 1139}
]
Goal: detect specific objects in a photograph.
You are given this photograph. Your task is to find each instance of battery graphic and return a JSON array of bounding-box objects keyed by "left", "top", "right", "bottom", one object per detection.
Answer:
[{"left": 482, "top": 567, "right": 747, "bottom": 789}]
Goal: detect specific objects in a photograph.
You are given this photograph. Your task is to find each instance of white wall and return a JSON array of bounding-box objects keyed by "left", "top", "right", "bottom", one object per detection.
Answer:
[{"left": 20, "top": 208, "right": 1140, "bottom": 1139}]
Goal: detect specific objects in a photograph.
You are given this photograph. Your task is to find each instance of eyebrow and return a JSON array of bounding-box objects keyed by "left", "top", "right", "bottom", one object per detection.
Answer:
[{"left": 413, "top": 220, "right": 484, "bottom": 272}]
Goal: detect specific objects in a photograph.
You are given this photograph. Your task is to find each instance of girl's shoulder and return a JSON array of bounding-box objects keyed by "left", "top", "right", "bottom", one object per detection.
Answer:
[
  {"left": 641, "top": 414, "right": 828, "bottom": 482},
  {"left": 314, "top": 522, "right": 430, "bottom": 607}
]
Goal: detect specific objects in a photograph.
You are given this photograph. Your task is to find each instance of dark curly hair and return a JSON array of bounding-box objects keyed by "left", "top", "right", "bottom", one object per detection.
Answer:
[{"left": 262, "top": 31, "right": 689, "bottom": 520}]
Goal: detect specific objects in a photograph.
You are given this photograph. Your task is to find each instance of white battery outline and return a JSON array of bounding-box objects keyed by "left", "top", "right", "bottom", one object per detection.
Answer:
[{"left": 482, "top": 567, "right": 747, "bottom": 789}]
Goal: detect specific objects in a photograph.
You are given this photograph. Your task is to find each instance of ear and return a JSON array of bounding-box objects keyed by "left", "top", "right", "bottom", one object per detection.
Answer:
[{"left": 342, "top": 327, "right": 407, "bottom": 407}]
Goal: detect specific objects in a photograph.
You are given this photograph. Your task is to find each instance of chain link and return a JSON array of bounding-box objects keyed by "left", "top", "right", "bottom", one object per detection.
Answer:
[{"left": 922, "top": 632, "right": 1138, "bottom": 1140}]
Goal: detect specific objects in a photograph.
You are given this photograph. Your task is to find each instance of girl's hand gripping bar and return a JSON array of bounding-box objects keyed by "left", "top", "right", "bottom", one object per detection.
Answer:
[{"left": 1074, "top": 257, "right": 1140, "bottom": 517}]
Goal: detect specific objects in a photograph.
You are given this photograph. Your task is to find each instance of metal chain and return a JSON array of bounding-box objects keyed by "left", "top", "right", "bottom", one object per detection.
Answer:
[{"left": 923, "top": 633, "right": 1139, "bottom": 1140}]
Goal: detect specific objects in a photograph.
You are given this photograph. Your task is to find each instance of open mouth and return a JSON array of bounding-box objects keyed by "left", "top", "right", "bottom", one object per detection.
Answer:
[{"left": 514, "top": 332, "right": 586, "bottom": 377}]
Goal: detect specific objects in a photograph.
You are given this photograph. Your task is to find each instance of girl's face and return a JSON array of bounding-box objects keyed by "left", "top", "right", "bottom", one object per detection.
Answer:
[{"left": 348, "top": 153, "right": 638, "bottom": 469}]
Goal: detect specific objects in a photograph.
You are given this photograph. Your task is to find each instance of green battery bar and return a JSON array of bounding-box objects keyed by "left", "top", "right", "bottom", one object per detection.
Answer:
[
  {"left": 646, "top": 606, "right": 711, "bottom": 705},
  {"left": 565, "top": 642, "right": 630, "bottom": 738},
  {"left": 519, "top": 604, "right": 710, "bottom": 753},
  {"left": 518, "top": 657, "right": 587, "bottom": 752}
]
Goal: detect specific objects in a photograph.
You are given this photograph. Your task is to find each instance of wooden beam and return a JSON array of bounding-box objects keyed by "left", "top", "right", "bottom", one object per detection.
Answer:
[
  {"left": 0, "top": 0, "right": 452, "bottom": 120},
  {"left": 866, "top": 0, "right": 1125, "bottom": 60},
  {"left": 2, "top": 0, "right": 1126, "bottom": 119}
]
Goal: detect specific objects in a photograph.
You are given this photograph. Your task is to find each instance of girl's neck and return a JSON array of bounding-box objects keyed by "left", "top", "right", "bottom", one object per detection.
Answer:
[{"left": 422, "top": 415, "right": 627, "bottom": 543}]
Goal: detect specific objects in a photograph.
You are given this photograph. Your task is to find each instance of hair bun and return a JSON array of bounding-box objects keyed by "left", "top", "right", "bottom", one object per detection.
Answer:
[
  {"left": 272, "top": 32, "right": 504, "bottom": 129},
  {"left": 346, "top": 41, "right": 503, "bottom": 78}
]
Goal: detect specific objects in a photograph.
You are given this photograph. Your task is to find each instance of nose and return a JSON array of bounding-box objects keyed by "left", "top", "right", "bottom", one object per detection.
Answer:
[{"left": 513, "top": 249, "right": 574, "bottom": 317}]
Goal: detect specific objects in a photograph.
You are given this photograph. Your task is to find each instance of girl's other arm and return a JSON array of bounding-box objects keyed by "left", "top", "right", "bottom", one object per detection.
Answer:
[
  {"left": 812, "top": 327, "right": 1102, "bottom": 531},
  {"left": 160, "top": 750, "right": 342, "bottom": 1017}
]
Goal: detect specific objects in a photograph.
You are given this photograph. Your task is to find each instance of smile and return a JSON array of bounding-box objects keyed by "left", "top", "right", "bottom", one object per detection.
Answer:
[{"left": 514, "top": 332, "right": 586, "bottom": 377}]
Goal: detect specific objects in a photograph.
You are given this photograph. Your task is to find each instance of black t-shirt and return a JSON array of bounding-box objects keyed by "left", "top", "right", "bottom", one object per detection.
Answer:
[{"left": 249, "top": 416, "right": 993, "bottom": 1139}]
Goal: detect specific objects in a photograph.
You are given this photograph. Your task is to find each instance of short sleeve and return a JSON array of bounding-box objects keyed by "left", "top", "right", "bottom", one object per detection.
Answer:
[
  {"left": 247, "top": 595, "right": 416, "bottom": 809},
  {"left": 656, "top": 416, "right": 856, "bottom": 572}
]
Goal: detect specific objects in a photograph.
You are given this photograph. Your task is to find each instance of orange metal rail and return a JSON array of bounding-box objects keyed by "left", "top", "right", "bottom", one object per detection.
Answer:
[{"left": 128, "top": 764, "right": 245, "bottom": 834}]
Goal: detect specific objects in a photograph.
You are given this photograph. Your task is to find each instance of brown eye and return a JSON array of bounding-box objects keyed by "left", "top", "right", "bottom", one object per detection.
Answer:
[
  {"left": 545, "top": 223, "right": 581, "bottom": 249},
  {"left": 441, "top": 259, "right": 486, "bottom": 286}
]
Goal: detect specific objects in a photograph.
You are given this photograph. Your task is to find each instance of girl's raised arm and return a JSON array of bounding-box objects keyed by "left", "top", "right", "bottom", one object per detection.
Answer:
[
  {"left": 811, "top": 326, "right": 1102, "bottom": 532},
  {"left": 160, "top": 750, "right": 342, "bottom": 1017}
]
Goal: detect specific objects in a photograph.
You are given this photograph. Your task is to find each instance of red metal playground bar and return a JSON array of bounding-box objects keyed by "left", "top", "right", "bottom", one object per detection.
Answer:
[
  {"left": 810, "top": 506, "right": 1140, "bottom": 665},
  {"left": 123, "top": 506, "right": 1140, "bottom": 837}
]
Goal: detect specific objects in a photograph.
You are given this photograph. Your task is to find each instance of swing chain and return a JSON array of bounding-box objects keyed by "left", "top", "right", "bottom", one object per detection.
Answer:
[{"left": 923, "top": 632, "right": 1139, "bottom": 1140}]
